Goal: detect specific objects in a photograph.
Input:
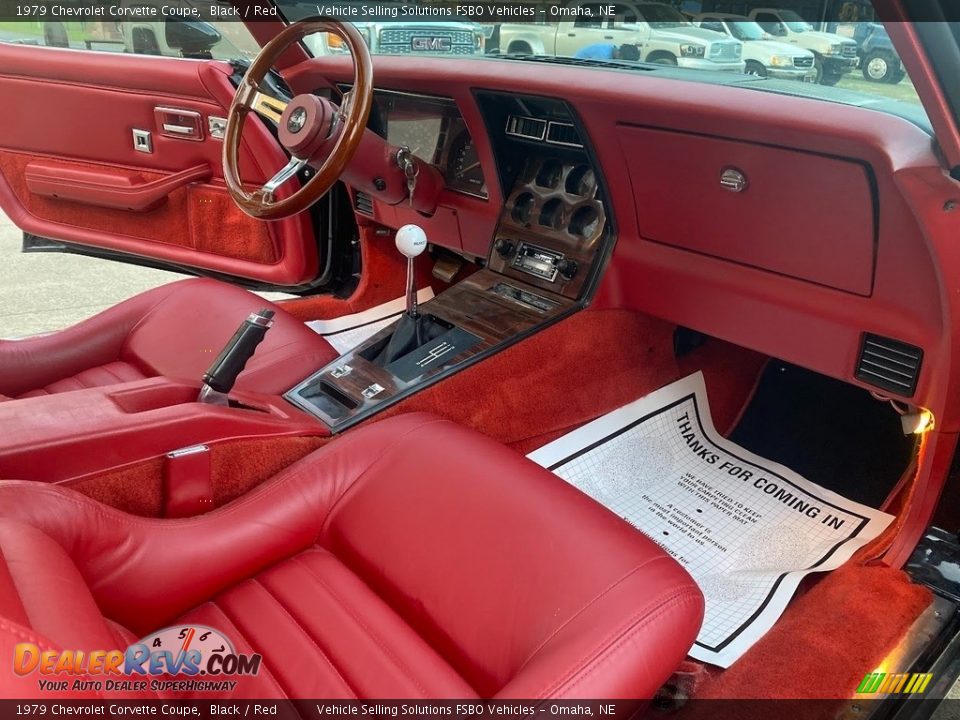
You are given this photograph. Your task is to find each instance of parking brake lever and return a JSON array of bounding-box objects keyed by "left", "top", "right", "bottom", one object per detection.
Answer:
[{"left": 198, "top": 309, "right": 275, "bottom": 405}]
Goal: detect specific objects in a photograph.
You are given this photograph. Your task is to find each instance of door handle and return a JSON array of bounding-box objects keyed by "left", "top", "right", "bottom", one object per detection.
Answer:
[
  {"left": 162, "top": 123, "right": 198, "bottom": 136},
  {"left": 155, "top": 107, "right": 203, "bottom": 141}
]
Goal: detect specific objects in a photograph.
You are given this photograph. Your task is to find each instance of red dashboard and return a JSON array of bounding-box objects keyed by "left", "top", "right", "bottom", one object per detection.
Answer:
[{"left": 287, "top": 55, "right": 958, "bottom": 433}]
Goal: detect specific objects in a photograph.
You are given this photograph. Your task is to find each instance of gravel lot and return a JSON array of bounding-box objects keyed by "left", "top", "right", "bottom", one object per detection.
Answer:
[
  {"left": 0, "top": 210, "right": 187, "bottom": 338},
  {"left": 0, "top": 210, "right": 289, "bottom": 338}
]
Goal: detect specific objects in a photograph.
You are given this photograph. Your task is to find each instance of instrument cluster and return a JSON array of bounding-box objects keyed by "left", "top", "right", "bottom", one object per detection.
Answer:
[{"left": 368, "top": 89, "right": 488, "bottom": 199}]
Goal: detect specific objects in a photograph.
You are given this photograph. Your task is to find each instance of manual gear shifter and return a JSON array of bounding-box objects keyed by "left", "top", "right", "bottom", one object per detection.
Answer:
[
  {"left": 371, "top": 224, "right": 446, "bottom": 367},
  {"left": 396, "top": 224, "right": 427, "bottom": 318}
]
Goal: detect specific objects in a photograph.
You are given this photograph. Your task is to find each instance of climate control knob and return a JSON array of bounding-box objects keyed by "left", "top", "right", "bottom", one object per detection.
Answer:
[{"left": 558, "top": 259, "right": 579, "bottom": 280}]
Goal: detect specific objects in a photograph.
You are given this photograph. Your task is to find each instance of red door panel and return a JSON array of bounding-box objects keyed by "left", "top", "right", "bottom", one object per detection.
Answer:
[{"left": 0, "top": 44, "right": 318, "bottom": 286}]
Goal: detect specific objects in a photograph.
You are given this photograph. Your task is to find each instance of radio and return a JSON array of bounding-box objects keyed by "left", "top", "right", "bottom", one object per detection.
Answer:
[
  {"left": 508, "top": 242, "right": 579, "bottom": 283},
  {"left": 512, "top": 242, "right": 563, "bottom": 282}
]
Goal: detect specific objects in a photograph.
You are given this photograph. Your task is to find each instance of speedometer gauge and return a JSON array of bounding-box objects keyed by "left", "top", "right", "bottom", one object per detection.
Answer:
[{"left": 447, "top": 130, "right": 487, "bottom": 198}]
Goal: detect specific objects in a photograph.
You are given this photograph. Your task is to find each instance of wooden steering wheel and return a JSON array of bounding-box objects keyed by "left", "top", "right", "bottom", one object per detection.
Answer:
[{"left": 223, "top": 19, "right": 373, "bottom": 220}]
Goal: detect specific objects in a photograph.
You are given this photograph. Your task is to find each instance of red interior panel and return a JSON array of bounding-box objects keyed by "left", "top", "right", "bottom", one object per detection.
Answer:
[
  {"left": 1, "top": 152, "right": 277, "bottom": 264},
  {"left": 23, "top": 160, "right": 212, "bottom": 213},
  {"left": 618, "top": 125, "right": 877, "bottom": 296},
  {"left": 287, "top": 56, "right": 948, "bottom": 410},
  {"left": 0, "top": 45, "right": 316, "bottom": 285}
]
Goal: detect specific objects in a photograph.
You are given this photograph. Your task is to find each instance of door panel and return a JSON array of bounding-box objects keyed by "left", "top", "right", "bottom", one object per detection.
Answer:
[{"left": 0, "top": 44, "right": 318, "bottom": 287}]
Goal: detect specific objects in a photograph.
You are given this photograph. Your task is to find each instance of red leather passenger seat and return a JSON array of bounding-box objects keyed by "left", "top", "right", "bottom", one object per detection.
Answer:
[
  {"left": 0, "top": 278, "right": 338, "bottom": 399},
  {"left": 0, "top": 414, "right": 703, "bottom": 699}
]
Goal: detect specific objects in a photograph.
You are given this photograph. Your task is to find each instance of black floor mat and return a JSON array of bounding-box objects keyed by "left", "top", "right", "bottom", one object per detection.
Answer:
[{"left": 729, "top": 361, "right": 918, "bottom": 508}]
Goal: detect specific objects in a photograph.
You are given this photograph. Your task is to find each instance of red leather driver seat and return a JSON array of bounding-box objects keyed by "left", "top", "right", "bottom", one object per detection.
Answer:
[
  {"left": 0, "top": 413, "right": 703, "bottom": 700},
  {"left": 0, "top": 278, "right": 338, "bottom": 399}
]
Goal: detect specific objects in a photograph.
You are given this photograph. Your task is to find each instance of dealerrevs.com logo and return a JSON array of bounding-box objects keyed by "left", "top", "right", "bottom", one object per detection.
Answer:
[{"left": 14, "top": 625, "right": 262, "bottom": 694}]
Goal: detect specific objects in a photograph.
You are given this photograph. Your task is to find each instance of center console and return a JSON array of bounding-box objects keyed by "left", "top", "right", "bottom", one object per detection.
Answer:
[{"left": 287, "top": 92, "right": 614, "bottom": 430}]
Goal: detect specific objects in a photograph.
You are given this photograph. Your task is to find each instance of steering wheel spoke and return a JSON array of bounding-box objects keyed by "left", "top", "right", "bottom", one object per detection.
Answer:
[
  {"left": 251, "top": 91, "right": 288, "bottom": 124},
  {"left": 263, "top": 156, "right": 309, "bottom": 200}
]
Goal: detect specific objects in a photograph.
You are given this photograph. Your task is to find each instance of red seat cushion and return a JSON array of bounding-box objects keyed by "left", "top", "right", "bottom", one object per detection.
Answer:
[
  {"left": 0, "top": 278, "right": 338, "bottom": 399},
  {"left": 0, "top": 413, "right": 704, "bottom": 699}
]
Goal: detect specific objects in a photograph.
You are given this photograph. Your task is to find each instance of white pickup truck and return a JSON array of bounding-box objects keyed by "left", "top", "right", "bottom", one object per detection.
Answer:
[
  {"left": 747, "top": 8, "right": 858, "bottom": 85},
  {"left": 495, "top": 2, "right": 745, "bottom": 72},
  {"left": 694, "top": 13, "right": 816, "bottom": 81}
]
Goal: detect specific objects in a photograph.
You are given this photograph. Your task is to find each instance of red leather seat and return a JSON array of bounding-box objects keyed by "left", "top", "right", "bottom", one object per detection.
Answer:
[
  {"left": 0, "top": 278, "right": 338, "bottom": 399},
  {"left": 0, "top": 413, "right": 703, "bottom": 700}
]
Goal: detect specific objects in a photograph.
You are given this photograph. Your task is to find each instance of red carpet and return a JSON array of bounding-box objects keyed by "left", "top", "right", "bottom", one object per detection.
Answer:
[
  {"left": 379, "top": 311, "right": 768, "bottom": 454},
  {"left": 377, "top": 309, "right": 681, "bottom": 452},
  {"left": 66, "top": 435, "right": 327, "bottom": 516},
  {"left": 695, "top": 563, "right": 931, "bottom": 700}
]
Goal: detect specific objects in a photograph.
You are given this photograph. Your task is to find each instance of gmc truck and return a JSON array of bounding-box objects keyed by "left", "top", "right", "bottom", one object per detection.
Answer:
[
  {"left": 495, "top": 2, "right": 745, "bottom": 72},
  {"left": 306, "top": 21, "right": 486, "bottom": 57}
]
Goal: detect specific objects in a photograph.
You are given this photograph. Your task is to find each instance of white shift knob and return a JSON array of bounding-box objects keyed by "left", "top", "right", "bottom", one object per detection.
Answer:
[{"left": 395, "top": 224, "right": 427, "bottom": 259}]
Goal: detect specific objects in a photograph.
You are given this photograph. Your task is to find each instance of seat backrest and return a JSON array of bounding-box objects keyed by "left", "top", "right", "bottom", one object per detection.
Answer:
[
  {"left": 0, "top": 521, "right": 151, "bottom": 699},
  {"left": 318, "top": 415, "right": 704, "bottom": 699}
]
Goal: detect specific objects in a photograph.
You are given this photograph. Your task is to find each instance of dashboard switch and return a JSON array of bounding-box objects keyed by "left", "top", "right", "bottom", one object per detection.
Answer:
[{"left": 558, "top": 259, "right": 579, "bottom": 280}]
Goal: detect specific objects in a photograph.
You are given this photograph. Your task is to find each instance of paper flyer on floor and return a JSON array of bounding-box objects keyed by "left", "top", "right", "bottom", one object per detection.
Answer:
[
  {"left": 527, "top": 372, "right": 893, "bottom": 668},
  {"left": 305, "top": 288, "right": 434, "bottom": 355}
]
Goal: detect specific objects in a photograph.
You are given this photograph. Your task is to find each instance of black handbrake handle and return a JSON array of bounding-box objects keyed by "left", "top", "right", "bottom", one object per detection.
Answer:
[{"left": 200, "top": 309, "right": 275, "bottom": 397}]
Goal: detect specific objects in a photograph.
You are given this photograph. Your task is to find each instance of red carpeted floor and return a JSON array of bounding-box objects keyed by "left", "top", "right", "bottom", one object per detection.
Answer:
[
  {"left": 693, "top": 563, "right": 931, "bottom": 700},
  {"left": 375, "top": 309, "right": 768, "bottom": 454}
]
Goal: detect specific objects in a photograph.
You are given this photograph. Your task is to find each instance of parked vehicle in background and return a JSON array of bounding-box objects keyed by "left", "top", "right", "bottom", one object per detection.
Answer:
[
  {"left": 496, "top": 1, "right": 744, "bottom": 72},
  {"left": 305, "top": 20, "right": 485, "bottom": 57},
  {"left": 852, "top": 22, "right": 905, "bottom": 83},
  {"left": 747, "top": 7, "right": 858, "bottom": 84},
  {"left": 694, "top": 13, "right": 816, "bottom": 80}
]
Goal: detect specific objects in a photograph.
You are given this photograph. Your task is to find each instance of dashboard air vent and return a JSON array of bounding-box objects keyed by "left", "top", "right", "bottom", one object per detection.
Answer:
[
  {"left": 505, "top": 115, "right": 547, "bottom": 141},
  {"left": 855, "top": 333, "right": 923, "bottom": 396},
  {"left": 546, "top": 121, "right": 583, "bottom": 148},
  {"left": 354, "top": 190, "right": 374, "bottom": 217}
]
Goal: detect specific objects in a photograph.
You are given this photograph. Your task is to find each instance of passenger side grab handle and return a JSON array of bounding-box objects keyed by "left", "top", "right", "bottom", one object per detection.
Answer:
[{"left": 24, "top": 162, "right": 212, "bottom": 212}]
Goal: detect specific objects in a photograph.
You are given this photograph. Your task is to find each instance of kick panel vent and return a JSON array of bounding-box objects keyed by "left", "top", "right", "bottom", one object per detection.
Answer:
[
  {"left": 855, "top": 333, "right": 923, "bottom": 396},
  {"left": 354, "top": 190, "right": 374, "bottom": 217}
]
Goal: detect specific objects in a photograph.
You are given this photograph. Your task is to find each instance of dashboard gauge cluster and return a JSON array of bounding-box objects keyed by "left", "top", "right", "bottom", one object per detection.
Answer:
[
  {"left": 366, "top": 88, "right": 488, "bottom": 199},
  {"left": 489, "top": 153, "right": 609, "bottom": 299},
  {"left": 475, "top": 91, "right": 611, "bottom": 301},
  {"left": 506, "top": 159, "right": 603, "bottom": 241}
]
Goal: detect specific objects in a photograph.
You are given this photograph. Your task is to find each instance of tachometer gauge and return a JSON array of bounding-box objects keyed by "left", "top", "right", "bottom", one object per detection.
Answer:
[{"left": 447, "top": 130, "right": 487, "bottom": 197}]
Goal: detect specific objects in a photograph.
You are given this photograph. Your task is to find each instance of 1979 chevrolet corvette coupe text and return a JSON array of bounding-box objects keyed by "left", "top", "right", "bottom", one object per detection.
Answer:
[{"left": 0, "top": 0, "right": 959, "bottom": 715}]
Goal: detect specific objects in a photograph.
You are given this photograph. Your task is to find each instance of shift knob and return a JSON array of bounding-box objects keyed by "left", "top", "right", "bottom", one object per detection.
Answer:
[{"left": 396, "top": 224, "right": 427, "bottom": 259}]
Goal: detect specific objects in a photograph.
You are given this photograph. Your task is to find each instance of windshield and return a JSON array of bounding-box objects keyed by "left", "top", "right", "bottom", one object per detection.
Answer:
[
  {"left": 0, "top": 0, "right": 928, "bottom": 127},
  {"left": 636, "top": 5, "right": 690, "bottom": 29},
  {"left": 728, "top": 21, "right": 767, "bottom": 42},
  {"left": 779, "top": 10, "right": 813, "bottom": 32}
]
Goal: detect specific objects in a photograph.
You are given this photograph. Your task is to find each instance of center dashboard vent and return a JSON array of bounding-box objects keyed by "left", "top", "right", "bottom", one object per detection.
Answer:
[
  {"left": 546, "top": 121, "right": 583, "bottom": 148},
  {"left": 855, "top": 333, "right": 923, "bottom": 396},
  {"left": 505, "top": 115, "right": 583, "bottom": 148},
  {"left": 505, "top": 115, "right": 547, "bottom": 141}
]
